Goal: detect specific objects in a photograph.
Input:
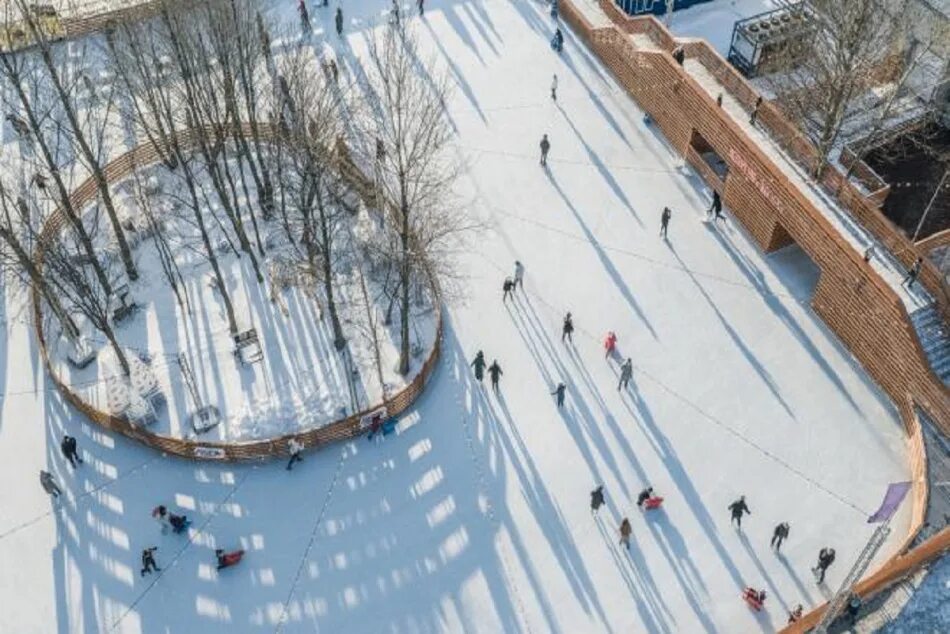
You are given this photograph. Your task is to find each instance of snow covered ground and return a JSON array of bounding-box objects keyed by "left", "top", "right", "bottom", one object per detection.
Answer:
[{"left": 0, "top": 1, "right": 918, "bottom": 632}]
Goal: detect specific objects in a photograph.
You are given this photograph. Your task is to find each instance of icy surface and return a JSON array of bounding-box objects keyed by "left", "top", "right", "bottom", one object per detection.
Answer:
[{"left": 0, "top": 1, "right": 917, "bottom": 632}]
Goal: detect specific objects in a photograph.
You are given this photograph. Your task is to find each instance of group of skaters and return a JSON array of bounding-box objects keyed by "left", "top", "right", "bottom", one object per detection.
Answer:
[
  {"left": 589, "top": 485, "right": 664, "bottom": 550},
  {"left": 297, "top": 0, "right": 427, "bottom": 40},
  {"left": 728, "top": 494, "right": 837, "bottom": 621},
  {"left": 40, "top": 433, "right": 245, "bottom": 579}
]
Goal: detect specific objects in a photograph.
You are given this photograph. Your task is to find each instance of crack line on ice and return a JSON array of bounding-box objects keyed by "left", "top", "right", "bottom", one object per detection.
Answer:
[{"left": 274, "top": 445, "right": 348, "bottom": 633}]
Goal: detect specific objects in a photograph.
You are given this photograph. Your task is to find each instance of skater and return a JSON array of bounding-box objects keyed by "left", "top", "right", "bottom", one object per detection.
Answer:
[
  {"left": 707, "top": 190, "right": 724, "bottom": 221},
  {"left": 286, "top": 437, "right": 304, "bottom": 470},
  {"left": 502, "top": 277, "right": 515, "bottom": 302},
  {"left": 749, "top": 96, "right": 763, "bottom": 125},
  {"left": 728, "top": 495, "right": 751, "bottom": 528},
  {"left": 168, "top": 511, "right": 189, "bottom": 534},
  {"left": 901, "top": 257, "right": 923, "bottom": 288},
  {"left": 742, "top": 587, "right": 767, "bottom": 611},
  {"left": 619, "top": 517, "right": 632, "bottom": 550},
  {"left": 787, "top": 604, "right": 803, "bottom": 624},
  {"left": 604, "top": 331, "right": 617, "bottom": 358},
  {"left": 471, "top": 350, "right": 486, "bottom": 382},
  {"left": 552, "top": 28, "right": 563, "bottom": 53},
  {"left": 551, "top": 382, "right": 566, "bottom": 408},
  {"left": 335, "top": 7, "right": 343, "bottom": 36},
  {"left": 298, "top": 0, "right": 311, "bottom": 35},
  {"left": 771, "top": 522, "right": 790, "bottom": 551},
  {"left": 672, "top": 45, "right": 685, "bottom": 66},
  {"left": 716, "top": 92, "right": 723, "bottom": 107},
  {"left": 550, "top": 0, "right": 558, "bottom": 20},
  {"left": 329, "top": 58, "right": 338, "bottom": 83},
  {"left": 140, "top": 547, "right": 160, "bottom": 576},
  {"left": 152, "top": 505, "right": 172, "bottom": 533},
  {"left": 618, "top": 357, "right": 633, "bottom": 391},
  {"left": 488, "top": 360, "right": 503, "bottom": 393},
  {"left": 636, "top": 486, "right": 654, "bottom": 508},
  {"left": 368, "top": 413, "right": 384, "bottom": 441},
  {"left": 540, "top": 133, "right": 551, "bottom": 166},
  {"left": 590, "top": 485, "right": 605, "bottom": 514},
  {"left": 61, "top": 434, "right": 82, "bottom": 468},
  {"left": 551, "top": 73, "right": 558, "bottom": 101},
  {"left": 863, "top": 245, "right": 874, "bottom": 262},
  {"left": 660, "top": 206, "right": 671, "bottom": 239},
  {"left": 561, "top": 312, "right": 574, "bottom": 343},
  {"left": 513, "top": 260, "right": 525, "bottom": 289},
  {"left": 813, "top": 547, "right": 836, "bottom": 583},
  {"left": 418, "top": 0, "right": 424, "bottom": 16},
  {"left": 39, "top": 470, "right": 62, "bottom": 498}
]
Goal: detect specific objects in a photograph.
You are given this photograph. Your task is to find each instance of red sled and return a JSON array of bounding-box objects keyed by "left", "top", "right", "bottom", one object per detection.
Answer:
[
  {"left": 644, "top": 497, "right": 664, "bottom": 510},
  {"left": 216, "top": 549, "right": 245, "bottom": 570}
]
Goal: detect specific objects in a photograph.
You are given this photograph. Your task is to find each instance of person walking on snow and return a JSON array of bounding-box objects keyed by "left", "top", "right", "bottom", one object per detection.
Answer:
[
  {"left": 604, "top": 331, "right": 617, "bottom": 358},
  {"left": 561, "top": 312, "right": 574, "bottom": 343},
  {"left": 902, "top": 257, "right": 923, "bottom": 288},
  {"left": 40, "top": 470, "right": 62, "bottom": 499},
  {"left": 619, "top": 518, "right": 632, "bottom": 549},
  {"left": 749, "top": 96, "right": 763, "bottom": 125},
  {"left": 418, "top": 0, "right": 424, "bottom": 16},
  {"left": 590, "top": 485, "right": 605, "bottom": 514},
  {"left": 502, "top": 277, "right": 515, "bottom": 303},
  {"left": 551, "top": 382, "right": 566, "bottom": 408},
  {"left": 540, "top": 134, "right": 551, "bottom": 166},
  {"left": 618, "top": 358, "right": 633, "bottom": 390},
  {"left": 636, "top": 486, "right": 654, "bottom": 508},
  {"left": 771, "top": 522, "right": 790, "bottom": 551},
  {"left": 551, "top": 74, "right": 558, "bottom": 101},
  {"left": 286, "top": 437, "right": 304, "bottom": 470},
  {"left": 61, "top": 434, "right": 82, "bottom": 468},
  {"left": 141, "top": 547, "right": 160, "bottom": 576},
  {"left": 471, "top": 350, "right": 486, "bottom": 382},
  {"left": 488, "top": 360, "right": 503, "bottom": 392},
  {"left": 513, "top": 260, "right": 525, "bottom": 290},
  {"left": 335, "top": 7, "right": 343, "bottom": 36},
  {"left": 812, "top": 547, "right": 836, "bottom": 583},
  {"left": 660, "top": 206, "right": 672, "bottom": 239},
  {"left": 728, "top": 495, "right": 751, "bottom": 528},
  {"left": 707, "top": 190, "right": 724, "bottom": 221}
]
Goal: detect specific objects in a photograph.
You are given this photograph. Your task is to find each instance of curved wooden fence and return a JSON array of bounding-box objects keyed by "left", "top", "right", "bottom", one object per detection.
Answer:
[{"left": 33, "top": 125, "right": 443, "bottom": 461}]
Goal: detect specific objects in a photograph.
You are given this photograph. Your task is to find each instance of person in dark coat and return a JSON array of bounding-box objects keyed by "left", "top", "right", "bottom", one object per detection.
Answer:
[
  {"left": 813, "top": 547, "right": 836, "bottom": 583},
  {"left": 728, "top": 495, "right": 750, "bottom": 528},
  {"left": 902, "top": 257, "right": 923, "bottom": 288},
  {"left": 672, "top": 46, "right": 685, "bottom": 66},
  {"left": 488, "top": 360, "right": 503, "bottom": 392},
  {"left": 707, "top": 190, "right": 724, "bottom": 221},
  {"left": 335, "top": 7, "right": 343, "bottom": 36},
  {"left": 503, "top": 278, "right": 515, "bottom": 303},
  {"left": 771, "top": 522, "right": 790, "bottom": 551},
  {"left": 660, "top": 206, "right": 671, "bottom": 239},
  {"left": 636, "top": 486, "right": 654, "bottom": 508},
  {"left": 619, "top": 518, "right": 632, "bottom": 549},
  {"left": 540, "top": 134, "right": 551, "bottom": 166},
  {"left": 418, "top": 0, "right": 424, "bottom": 16},
  {"left": 551, "top": 382, "right": 566, "bottom": 408},
  {"left": 750, "top": 96, "right": 763, "bottom": 125},
  {"left": 61, "top": 434, "right": 82, "bottom": 468},
  {"left": 471, "top": 350, "right": 486, "bottom": 382},
  {"left": 141, "top": 547, "right": 160, "bottom": 576},
  {"left": 552, "top": 28, "right": 563, "bottom": 52},
  {"left": 618, "top": 358, "right": 633, "bottom": 391},
  {"left": 590, "top": 485, "right": 605, "bottom": 514},
  {"left": 561, "top": 312, "right": 574, "bottom": 343}
]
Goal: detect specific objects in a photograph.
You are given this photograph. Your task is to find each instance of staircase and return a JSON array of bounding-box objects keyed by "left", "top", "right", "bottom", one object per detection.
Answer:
[{"left": 910, "top": 305, "right": 950, "bottom": 385}]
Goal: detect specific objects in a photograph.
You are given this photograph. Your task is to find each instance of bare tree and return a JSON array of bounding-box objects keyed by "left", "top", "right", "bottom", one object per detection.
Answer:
[
  {"left": 766, "top": 0, "right": 911, "bottom": 178},
  {"left": 358, "top": 21, "right": 460, "bottom": 375}
]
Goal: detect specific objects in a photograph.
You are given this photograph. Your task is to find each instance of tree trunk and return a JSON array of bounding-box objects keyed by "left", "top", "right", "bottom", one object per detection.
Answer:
[
  {"left": 398, "top": 194, "right": 411, "bottom": 375},
  {"left": 316, "top": 188, "right": 346, "bottom": 350},
  {"left": 103, "top": 323, "right": 131, "bottom": 376}
]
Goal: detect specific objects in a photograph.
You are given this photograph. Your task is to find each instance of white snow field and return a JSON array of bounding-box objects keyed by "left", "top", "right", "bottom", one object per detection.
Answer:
[{"left": 0, "top": 1, "right": 917, "bottom": 632}]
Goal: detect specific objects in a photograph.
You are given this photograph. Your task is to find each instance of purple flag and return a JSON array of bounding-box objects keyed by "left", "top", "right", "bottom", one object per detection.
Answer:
[{"left": 867, "top": 482, "right": 911, "bottom": 523}]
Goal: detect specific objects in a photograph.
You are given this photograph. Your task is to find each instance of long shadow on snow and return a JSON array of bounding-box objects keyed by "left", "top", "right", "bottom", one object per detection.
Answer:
[{"left": 544, "top": 168, "right": 657, "bottom": 339}]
